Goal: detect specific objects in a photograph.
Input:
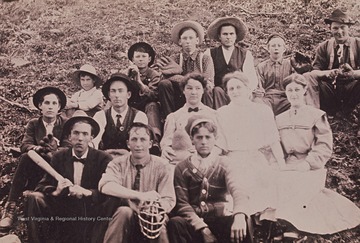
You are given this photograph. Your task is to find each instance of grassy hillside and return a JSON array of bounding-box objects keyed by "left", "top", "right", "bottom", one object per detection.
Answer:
[{"left": 0, "top": 0, "right": 359, "bottom": 241}]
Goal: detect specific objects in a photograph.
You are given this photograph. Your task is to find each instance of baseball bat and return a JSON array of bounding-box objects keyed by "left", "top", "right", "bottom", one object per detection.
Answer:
[{"left": 27, "top": 150, "right": 65, "bottom": 182}]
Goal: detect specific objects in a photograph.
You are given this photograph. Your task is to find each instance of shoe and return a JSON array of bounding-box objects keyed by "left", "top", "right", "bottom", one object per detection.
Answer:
[{"left": 0, "top": 201, "right": 16, "bottom": 229}]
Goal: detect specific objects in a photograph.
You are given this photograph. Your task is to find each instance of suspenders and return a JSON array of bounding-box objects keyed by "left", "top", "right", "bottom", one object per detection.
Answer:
[{"left": 327, "top": 37, "right": 356, "bottom": 69}]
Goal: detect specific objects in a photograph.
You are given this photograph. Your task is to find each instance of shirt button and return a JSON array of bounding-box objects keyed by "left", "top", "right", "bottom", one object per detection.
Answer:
[
  {"left": 201, "top": 189, "right": 207, "bottom": 194},
  {"left": 192, "top": 169, "right": 197, "bottom": 173},
  {"left": 200, "top": 201, "right": 206, "bottom": 206},
  {"left": 203, "top": 177, "right": 207, "bottom": 182}
]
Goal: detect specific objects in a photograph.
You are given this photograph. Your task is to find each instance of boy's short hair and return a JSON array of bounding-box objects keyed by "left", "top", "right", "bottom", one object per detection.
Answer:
[
  {"left": 267, "top": 33, "right": 286, "bottom": 44},
  {"left": 185, "top": 114, "right": 217, "bottom": 137},
  {"left": 181, "top": 72, "right": 207, "bottom": 90},
  {"left": 190, "top": 121, "right": 217, "bottom": 137},
  {"left": 127, "top": 122, "right": 155, "bottom": 141},
  {"left": 179, "top": 27, "right": 198, "bottom": 39}
]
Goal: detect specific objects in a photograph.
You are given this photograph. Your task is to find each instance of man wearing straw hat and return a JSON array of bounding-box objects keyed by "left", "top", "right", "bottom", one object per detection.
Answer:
[
  {"left": 156, "top": 20, "right": 226, "bottom": 117},
  {"left": 306, "top": 9, "right": 360, "bottom": 136},
  {"left": 207, "top": 17, "right": 259, "bottom": 93},
  {"left": 26, "top": 110, "right": 112, "bottom": 243},
  {"left": 0, "top": 87, "right": 70, "bottom": 230},
  {"left": 65, "top": 64, "right": 104, "bottom": 117}
]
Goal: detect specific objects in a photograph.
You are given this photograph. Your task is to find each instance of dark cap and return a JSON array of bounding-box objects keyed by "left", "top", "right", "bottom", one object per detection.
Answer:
[
  {"left": 33, "top": 87, "right": 67, "bottom": 111},
  {"left": 324, "top": 9, "right": 355, "bottom": 25},
  {"left": 128, "top": 42, "right": 156, "bottom": 66},
  {"left": 102, "top": 73, "right": 135, "bottom": 100}
]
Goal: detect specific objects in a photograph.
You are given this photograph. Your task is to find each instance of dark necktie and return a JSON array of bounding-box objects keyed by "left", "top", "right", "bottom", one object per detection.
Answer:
[
  {"left": 72, "top": 156, "right": 86, "bottom": 164},
  {"left": 188, "top": 107, "right": 199, "bottom": 113},
  {"left": 115, "top": 114, "right": 122, "bottom": 130},
  {"left": 133, "top": 164, "right": 143, "bottom": 191}
]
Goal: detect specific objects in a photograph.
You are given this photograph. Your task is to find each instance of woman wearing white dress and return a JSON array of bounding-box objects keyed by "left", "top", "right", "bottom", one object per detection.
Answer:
[
  {"left": 275, "top": 73, "right": 360, "bottom": 234},
  {"left": 216, "top": 71, "right": 286, "bottom": 218}
]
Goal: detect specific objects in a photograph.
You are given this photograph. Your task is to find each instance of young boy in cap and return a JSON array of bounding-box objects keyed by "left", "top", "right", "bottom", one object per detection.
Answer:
[
  {"left": 207, "top": 17, "right": 259, "bottom": 92},
  {"left": 156, "top": 20, "right": 225, "bottom": 117},
  {"left": 126, "top": 42, "right": 162, "bottom": 148},
  {"left": 26, "top": 110, "right": 112, "bottom": 243},
  {"left": 65, "top": 64, "right": 104, "bottom": 117},
  {"left": 92, "top": 73, "right": 148, "bottom": 151},
  {"left": 306, "top": 9, "right": 360, "bottom": 136},
  {"left": 168, "top": 115, "right": 253, "bottom": 243},
  {"left": 0, "top": 87, "right": 71, "bottom": 229}
]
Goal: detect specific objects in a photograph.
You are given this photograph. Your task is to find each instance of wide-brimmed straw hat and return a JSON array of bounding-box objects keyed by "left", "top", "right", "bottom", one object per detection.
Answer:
[
  {"left": 72, "top": 64, "right": 103, "bottom": 88},
  {"left": 127, "top": 42, "right": 156, "bottom": 66},
  {"left": 33, "top": 86, "right": 67, "bottom": 110},
  {"left": 102, "top": 73, "right": 135, "bottom": 100},
  {"left": 324, "top": 9, "right": 355, "bottom": 25},
  {"left": 207, "top": 17, "right": 248, "bottom": 42},
  {"left": 171, "top": 20, "right": 205, "bottom": 44},
  {"left": 62, "top": 110, "right": 100, "bottom": 137}
]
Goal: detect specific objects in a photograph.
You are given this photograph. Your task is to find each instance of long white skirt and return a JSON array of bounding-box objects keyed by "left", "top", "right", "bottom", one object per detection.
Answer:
[
  {"left": 276, "top": 169, "right": 360, "bottom": 234},
  {"left": 227, "top": 150, "right": 278, "bottom": 217}
]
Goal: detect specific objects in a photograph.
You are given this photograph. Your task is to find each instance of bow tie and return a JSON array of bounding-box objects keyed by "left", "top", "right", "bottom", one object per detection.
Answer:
[
  {"left": 72, "top": 156, "right": 86, "bottom": 164},
  {"left": 188, "top": 107, "right": 199, "bottom": 112}
]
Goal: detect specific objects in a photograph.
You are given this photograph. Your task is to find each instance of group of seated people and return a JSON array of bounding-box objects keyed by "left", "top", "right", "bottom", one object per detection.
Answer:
[{"left": 1, "top": 8, "right": 360, "bottom": 243}]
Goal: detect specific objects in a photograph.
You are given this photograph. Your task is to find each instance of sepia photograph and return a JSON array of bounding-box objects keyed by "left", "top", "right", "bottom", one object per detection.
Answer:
[{"left": 0, "top": 0, "right": 359, "bottom": 242}]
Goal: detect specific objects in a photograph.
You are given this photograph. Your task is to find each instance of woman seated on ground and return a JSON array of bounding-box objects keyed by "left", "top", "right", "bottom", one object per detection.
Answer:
[
  {"left": 216, "top": 71, "right": 286, "bottom": 222},
  {"left": 275, "top": 73, "right": 360, "bottom": 235}
]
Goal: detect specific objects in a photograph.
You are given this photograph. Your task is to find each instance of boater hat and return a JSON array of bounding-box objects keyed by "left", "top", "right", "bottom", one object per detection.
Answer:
[
  {"left": 324, "top": 9, "right": 355, "bottom": 25},
  {"left": 207, "top": 17, "right": 248, "bottom": 42},
  {"left": 171, "top": 20, "right": 205, "bottom": 44},
  {"left": 63, "top": 110, "right": 100, "bottom": 137},
  {"left": 127, "top": 42, "right": 156, "bottom": 66},
  {"left": 33, "top": 86, "right": 67, "bottom": 110},
  {"left": 102, "top": 73, "right": 135, "bottom": 100},
  {"left": 72, "top": 64, "right": 102, "bottom": 87}
]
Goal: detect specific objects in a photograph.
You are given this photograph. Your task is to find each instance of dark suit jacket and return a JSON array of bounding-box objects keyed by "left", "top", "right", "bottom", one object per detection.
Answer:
[
  {"left": 36, "top": 147, "right": 112, "bottom": 205},
  {"left": 20, "top": 115, "right": 71, "bottom": 153}
]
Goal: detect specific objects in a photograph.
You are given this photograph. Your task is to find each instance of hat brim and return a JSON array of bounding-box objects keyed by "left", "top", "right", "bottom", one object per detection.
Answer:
[
  {"left": 102, "top": 74, "right": 135, "bottom": 100},
  {"left": 324, "top": 18, "right": 355, "bottom": 25},
  {"left": 171, "top": 21, "right": 204, "bottom": 45},
  {"left": 33, "top": 87, "right": 67, "bottom": 111},
  {"left": 207, "top": 17, "right": 248, "bottom": 42},
  {"left": 73, "top": 70, "right": 103, "bottom": 88},
  {"left": 185, "top": 114, "right": 215, "bottom": 135},
  {"left": 128, "top": 42, "right": 156, "bottom": 66},
  {"left": 63, "top": 116, "right": 100, "bottom": 138}
]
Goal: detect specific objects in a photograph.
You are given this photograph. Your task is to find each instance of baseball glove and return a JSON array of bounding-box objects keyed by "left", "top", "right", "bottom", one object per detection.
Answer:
[{"left": 290, "top": 51, "right": 313, "bottom": 74}]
